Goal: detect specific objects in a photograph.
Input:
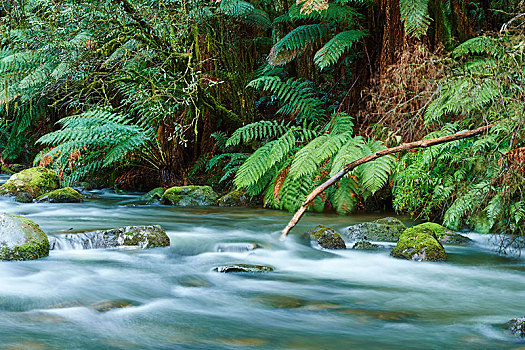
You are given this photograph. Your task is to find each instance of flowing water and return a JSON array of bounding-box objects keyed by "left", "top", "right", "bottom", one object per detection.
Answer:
[{"left": 0, "top": 175, "right": 524, "bottom": 349}]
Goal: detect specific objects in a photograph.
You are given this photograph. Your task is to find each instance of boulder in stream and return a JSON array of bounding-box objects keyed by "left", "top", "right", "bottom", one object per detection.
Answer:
[
  {"left": 49, "top": 225, "right": 170, "bottom": 250},
  {"left": 161, "top": 185, "right": 218, "bottom": 206},
  {"left": 0, "top": 167, "right": 59, "bottom": 200},
  {"left": 217, "top": 189, "right": 256, "bottom": 207},
  {"left": 214, "top": 264, "right": 274, "bottom": 273},
  {"left": 0, "top": 213, "right": 50, "bottom": 261},
  {"left": 508, "top": 316, "right": 525, "bottom": 338},
  {"left": 37, "top": 187, "right": 83, "bottom": 203},
  {"left": 308, "top": 225, "right": 346, "bottom": 249},
  {"left": 141, "top": 187, "right": 165, "bottom": 203},
  {"left": 352, "top": 241, "right": 380, "bottom": 250},
  {"left": 410, "top": 222, "right": 471, "bottom": 244},
  {"left": 391, "top": 227, "right": 447, "bottom": 262},
  {"left": 342, "top": 217, "right": 406, "bottom": 242}
]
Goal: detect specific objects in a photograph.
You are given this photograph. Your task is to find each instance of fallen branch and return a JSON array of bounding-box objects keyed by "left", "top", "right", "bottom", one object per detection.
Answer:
[{"left": 280, "top": 123, "right": 494, "bottom": 239}]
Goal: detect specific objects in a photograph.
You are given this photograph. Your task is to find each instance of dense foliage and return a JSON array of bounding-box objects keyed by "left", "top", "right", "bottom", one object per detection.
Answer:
[{"left": 1, "top": 0, "right": 524, "bottom": 240}]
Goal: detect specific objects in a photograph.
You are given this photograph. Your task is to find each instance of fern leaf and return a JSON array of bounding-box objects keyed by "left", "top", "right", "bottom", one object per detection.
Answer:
[{"left": 314, "top": 30, "right": 365, "bottom": 70}]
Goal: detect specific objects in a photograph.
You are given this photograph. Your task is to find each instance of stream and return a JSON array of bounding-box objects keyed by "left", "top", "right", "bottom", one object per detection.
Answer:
[{"left": 0, "top": 174, "right": 524, "bottom": 349}]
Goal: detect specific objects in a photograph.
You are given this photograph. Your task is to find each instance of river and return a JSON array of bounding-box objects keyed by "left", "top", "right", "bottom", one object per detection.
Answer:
[{"left": 0, "top": 175, "right": 524, "bottom": 349}]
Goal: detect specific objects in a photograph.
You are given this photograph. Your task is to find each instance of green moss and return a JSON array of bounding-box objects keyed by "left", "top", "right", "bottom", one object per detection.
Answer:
[
  {"left": 120, "top": 225, "right": 169, "bottom": 248},
  {"left": 161, "top": 185, "right": 218, "bottom": 206},
  {"left": 0, "top": 167, "right": 59, "bottom": 199},
  {"left": 391, "top": 227, "right": 447, "bottom": 261},
  {"left": 37, "top": 187, "right": 83, "bottom": 203},
  {"left": 410, "top": 222, "right": 471, "bottom": 244},
  {"left": 308, "top": 225, "right": 346, "bottom": 249}
]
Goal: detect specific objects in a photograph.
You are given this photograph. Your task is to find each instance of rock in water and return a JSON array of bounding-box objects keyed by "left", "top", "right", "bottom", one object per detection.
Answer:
[
  {"left": 508, "top": 316, "right": 525, "bottom": 338},
  {"left": 342, "top": 217, "right": 406, "bottom": 242},
  {"left": 391, "top": 227, "right": 447, "bottom": 262},
  {"left": 141, "top": 187, "right": 165, "bottom": 203},
  {"left": 49, "top": 225, "right": 170, "bottom": 250},
  {"left": 37, "top": 187, "right": 83, "bottom": 203},
  {"left": 308, "top": 225, "right": 346, "bottom": 249},
  {"left": 352, "top": 241, "right": 380, "bottom": 250},
  {"left": 217, "top": 190, "right": 256, "bottom": 207},
  {"left": 408, "top": 222, "right": 471, "bottom": 244},
  {"left": 214, "top": 264, "right": 274, "bottom": 273},
  {"left": 91, "top": 300, "right": 136, "bottom": 312},
  {"left": 0, "top": 213, "right": 50, "bottom": 261},
  {"left": 161, "top": 185, "right": 218, "bottom": 206},
  {"left": 0, "top": 167, "right": 59, "bottom": 200}
]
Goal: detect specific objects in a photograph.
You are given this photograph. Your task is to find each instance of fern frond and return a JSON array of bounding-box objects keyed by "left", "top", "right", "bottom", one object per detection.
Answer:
[
  {"left": 399, "top": 0, "right": 431, "bottom": 38},
  {"left": 314, "top": 30, "right": 365, "bottom": 70},
  {"left": 268, "top": 24, "right": 332, "bottom": 66},
  {"left": 225, "top": 120, "right": 290, "bottom": 147}
]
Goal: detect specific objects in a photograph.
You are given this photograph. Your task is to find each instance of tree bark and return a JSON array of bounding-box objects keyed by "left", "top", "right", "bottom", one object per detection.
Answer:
[{"left": 280, "top": 123, "right": 495, "bottom": 239}]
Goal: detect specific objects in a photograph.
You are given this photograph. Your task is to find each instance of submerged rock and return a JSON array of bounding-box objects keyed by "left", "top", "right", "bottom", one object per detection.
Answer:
[
  {"left": 15, "top": 192, "right": 33, "bottom": 203},
  {"left": 49, "top": 225, "right": 169, "bottom": 250},
  {"left": 0, "top": 213, "right": 50, "bottom": 261},
  {"left": 410, "top": 222, "right": 471, "bottom": 244},
  {"left": 161, "top": 185, "right": 218, "bottom": 206},
  {"left": 215, "top": 242, "right": 262, "bottom": 252},
  {"left": 308, "top": 225, "right": 346, "bottom": 249},
  {"left": 352, "top": 241, "right": 380, "bottom": 250},
  {"left": 142, "top": 187, "right": 165, "bottom": 203},
  {"left": 0, "top": 167, "right": 59, "bottom": 200},
  {"left": 391, "top": 227, "right": 447, "bottom": 262},
  {"left": 91, "top": 300, "right": 136, "bottom": 312},
  {"left": 508, "top": 316, "right": 525, "bottom": 338},
  {"left": 217, "top": 189, "right": 255, "bottom": 207},
  {"left": 214, "top": 264, "right": 274, "bottom": 273},
  {"left": 342, "top": 217, "right": 406, "bottom": 242},
  {"left": 37, "top": 187, "right": 83, "bottom": 203}
]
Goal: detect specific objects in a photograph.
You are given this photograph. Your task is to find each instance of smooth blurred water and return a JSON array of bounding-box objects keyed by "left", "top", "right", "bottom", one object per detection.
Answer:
[{"left": 0, "top": 183, "right": 524, "bottom": 349}]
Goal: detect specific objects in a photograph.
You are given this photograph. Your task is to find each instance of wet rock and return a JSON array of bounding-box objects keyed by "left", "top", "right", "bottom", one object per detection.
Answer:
[
  {"left": 15, "top": 192, "right": 33, "bottom": 203},
  {"left": 0, "top": 167, "right": 59, "bottom": 200},
  {"left": 215, "top": 242, "right": 262, "bottom": 253},
  {"left": 161, "top": 185, "right": 218, "bottom": 206},
  {"left": 213, "top": 264, "right": 273, "bottom": 273},
  {"left": 342, "top": 217, "right": 406, "bottom": 242},
  {"left": 308, "top": 225, "right": 346, "bottom": 249},
  {"left": 252, "top": 293, "right": 304, "bottom": 308},
  {"left": 352, "top": 241, "right": 380, "bottom": 250},
  {"left": 0, "top": 213, "right": 50, "bottom": 261},
  {"left": 217, "top": 189, "right": 255, "bottom": 207},
  {"left": 142, "top": 187, "right": 165, "bottom": 203},
  {"left": 49, "top": 225, "right": 170, "bottom": 250},
  {"left": 91, "top": 300, "right": 136, "bottom": 312},
  {"left": 508, "top": 316, "right": 525, "bottom": 338},
  {"left": 0, "top": 165, "right": 14, "bottom": 175},
  {"left": 411, "top": 222, "right": 471, "bottom": 244},
  {"left": 37, "top": 187, "right": 83, "bottom": 203},
  {"left": 391, "top": 227, "right": 447, "bottom": 262}
]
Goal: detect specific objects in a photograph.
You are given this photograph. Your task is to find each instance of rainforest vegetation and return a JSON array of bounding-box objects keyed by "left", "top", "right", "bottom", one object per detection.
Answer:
[{"left": 0, "top": 0, "right": 524, "bottom": 240}]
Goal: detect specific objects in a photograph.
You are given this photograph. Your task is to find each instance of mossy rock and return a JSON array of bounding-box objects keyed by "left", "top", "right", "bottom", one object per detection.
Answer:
[
  {"left": 50, "top": 225, "right": 170, "bottom": 249},
  {"left": 308, "top": 225, "right": 346, "bottom": 249},
  {"left": 15, "top": 192, "right": 33, "bottom": 203},
  {"left": 0, "top": 167, "right": 59, "bottom": 200},
  {"left": 0, "top": 213, "right": 50, "bottom": 261},
  {"left": 410, "top": 222, "right": 471, "bottom": 244},
  {"left": 141, "top": 187, "right": 165, "bottom": 204},
  {"left": 342, "top": 217, "right": 407, "bottom": 242},
  {"left": 37, "top": 187, "right": 83, "bottom": 203},
  {"left": 391, "top": 227, "right": 447, "bottom": 262},
  {"left": 352, "top": 241, "right": 380, "bottom": 250},
  {"left": 214, "top": 264, "right": 274, "bottom": 273},
  {"left": 0, "top": 165, "right": 14, "bottom": 175},
  {"left": 161, "top": 185, "right": 218, "bottom": 206},
  {"left": 508, "top": 316, "right": 525, "bottom": 338},
  {"left": 217, "top": 189, "right": 255, "bottom": 207}
]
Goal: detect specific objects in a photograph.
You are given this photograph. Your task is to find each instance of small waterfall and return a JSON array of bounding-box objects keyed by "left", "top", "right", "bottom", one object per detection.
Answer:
[{"left": 49, "top": 232, "right": 119, "bottom": 250}]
